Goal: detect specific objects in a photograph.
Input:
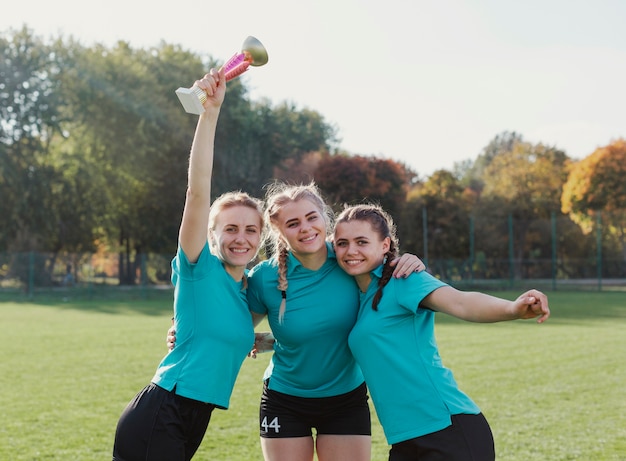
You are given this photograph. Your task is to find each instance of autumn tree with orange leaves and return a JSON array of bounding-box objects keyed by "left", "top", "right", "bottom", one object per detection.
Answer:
[{"left": 562, "top": 139, "right": 626, "bottom": 271}]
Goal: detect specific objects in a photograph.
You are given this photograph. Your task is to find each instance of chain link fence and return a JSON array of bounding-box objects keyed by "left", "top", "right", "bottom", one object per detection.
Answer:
[
  {"left": 2, "top": 212, "right": 625, "bottom": 301},
  {"left": 0, "top": 251, "right": 174, "bottom": 302}
]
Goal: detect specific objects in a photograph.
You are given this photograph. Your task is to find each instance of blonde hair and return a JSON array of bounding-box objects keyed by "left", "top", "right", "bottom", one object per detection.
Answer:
[
  {"left": 264, "top": 181, "right": 334, "bottom": 323},
  {"left": 334, "top": 204, "right": 399, "bottom": 311}
]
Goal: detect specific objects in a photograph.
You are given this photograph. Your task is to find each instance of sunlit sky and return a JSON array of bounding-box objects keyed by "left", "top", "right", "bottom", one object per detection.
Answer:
[{"left": 3, "top": 0, "right": 626, "bottom": 176}]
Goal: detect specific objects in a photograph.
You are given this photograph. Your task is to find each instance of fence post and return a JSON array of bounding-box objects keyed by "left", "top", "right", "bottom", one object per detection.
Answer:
[
  {"left": 551, "top": 211, "right": 557, "bottom": 291},
  {"left": 88, "top": 253, "right": 94, "bottom": 300},
  {"left": 508, "top": 214, "right": 514, "bottom": 288},
  {"left": 141, "top": 253, "right": 147, "bottom": 299},
  {"left": 28, "top": 251, "right": 35, "bottom": 299},
  {"left": 596, "top": 212, "right": 602, "bottom": 291},
  {"left": 422, "top": 207, "right": 428, "bottom": 267},
  {"left": 469, "top": 215, "right": 474, "bottom": 283}
]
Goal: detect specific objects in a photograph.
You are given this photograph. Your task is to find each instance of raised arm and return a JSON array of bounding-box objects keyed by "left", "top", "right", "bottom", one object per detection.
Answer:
[
  {"left": 178, "top": 68, "right": 226, "bottom": 262},
  {"left": 422, "top": 287, "right": 550, "bottom": 324}
]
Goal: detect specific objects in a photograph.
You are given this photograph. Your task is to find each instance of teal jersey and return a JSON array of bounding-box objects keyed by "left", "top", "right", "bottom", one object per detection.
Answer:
[
  {"left": 348, "top": 267, "right": 481, "bottom": 445},
  {"left": 247, "top": 242, "right": 364, "bottom": 397},
  {"left": 152, "top": 243, "right": 254, "bottom": 409}
]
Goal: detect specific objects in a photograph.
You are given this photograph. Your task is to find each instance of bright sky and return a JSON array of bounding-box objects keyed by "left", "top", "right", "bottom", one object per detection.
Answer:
[{"left": 3, "top": 0, "right": 626, "bottom": 176}]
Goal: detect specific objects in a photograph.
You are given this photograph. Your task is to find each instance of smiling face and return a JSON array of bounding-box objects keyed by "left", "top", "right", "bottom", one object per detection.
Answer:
[
  {"left": 274, "top": 199, "right": 327, "bottom": 259},
  {"left": 209, "top": 205, "right": 262, "bottom": 275},
  {"left": 333, "top": 220, "right": 390, "bottom": 289}
]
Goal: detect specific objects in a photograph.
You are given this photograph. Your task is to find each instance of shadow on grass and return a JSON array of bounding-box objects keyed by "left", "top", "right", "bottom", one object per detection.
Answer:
[
  {"left": 0, "top": 286, "right": 174, "bottom": 316},
  {"left": 2, "top": 287, "right": 625, "bottom": 320}
]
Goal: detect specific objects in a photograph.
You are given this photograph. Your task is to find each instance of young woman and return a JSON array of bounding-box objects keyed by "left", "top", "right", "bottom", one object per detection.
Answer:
[
  {"left": 113, "top": 68, "right": 265, "bottom": 461},
  {"left": 332, "top": 204, "right": 550, "bottom": 461},
  {"left": 247, "top": 183, "right": 424, "bottom": 461}
]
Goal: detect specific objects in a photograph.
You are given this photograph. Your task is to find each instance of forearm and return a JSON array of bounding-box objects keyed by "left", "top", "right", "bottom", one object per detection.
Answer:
[
  {"left": 251, "top": 311, "right": 266, "bottom": 328},
  {"left": 254, "top": 332, "right": 275, "bottom": 353},
  {"left": 426, "top": 288, "right": 517, "bottom": 323},
  {"left": 178, "top": 111, "right": 220, "bottom": 259},
  {"left": 455, "top": 292, "right": 517, "bottom": 322},
  {"left": 187, "top": 110, "right": 219, "bottom": 198}
]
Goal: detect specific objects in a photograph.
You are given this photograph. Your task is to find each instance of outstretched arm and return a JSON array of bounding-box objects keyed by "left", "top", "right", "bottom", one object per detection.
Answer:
[
  {"left": 422, "top": 287, "right": 550, "bottom": 324},
  {"left": 178, "top": 68, "right": 226, "bottom": 263}
]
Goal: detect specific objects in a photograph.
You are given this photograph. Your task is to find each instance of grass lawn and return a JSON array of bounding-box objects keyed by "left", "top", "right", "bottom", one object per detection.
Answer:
[{"left": 1, "top": 290, "right": 625, "bottom": 460}]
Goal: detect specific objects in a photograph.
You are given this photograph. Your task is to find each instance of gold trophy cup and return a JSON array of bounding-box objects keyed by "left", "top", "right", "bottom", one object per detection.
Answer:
[{"left": 175, "top": 36, "right": 269, "bottom": 115}]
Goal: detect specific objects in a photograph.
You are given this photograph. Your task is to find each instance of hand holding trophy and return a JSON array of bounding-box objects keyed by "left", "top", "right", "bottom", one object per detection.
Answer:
[{"left": 175, "top": 36, "right": 269, "bottom": 115}]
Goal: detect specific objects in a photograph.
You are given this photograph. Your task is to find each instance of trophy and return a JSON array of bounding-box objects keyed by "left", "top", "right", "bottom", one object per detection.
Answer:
[{"left": 175, "top": 36, "right": 269, "bottom": 115}]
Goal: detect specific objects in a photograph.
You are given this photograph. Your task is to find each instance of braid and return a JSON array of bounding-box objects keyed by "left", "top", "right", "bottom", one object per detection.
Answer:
[
  {"left": 276, "top": 241, "right": 289, "bottom": 323},
  {"left": 372, "top": 243, "right": 399, "bottom": 311}
]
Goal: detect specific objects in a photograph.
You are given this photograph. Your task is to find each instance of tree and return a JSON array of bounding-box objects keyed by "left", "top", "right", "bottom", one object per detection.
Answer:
[
  {"left": 478, "top": 141, "right": 571, "bottom": 278},
  {"left": 1, "top": 27, "right": 342, "bottom": 286},
  {"left": 314, "top": 154, "right": 412, "bottom": 218},
  {"left": 218, "top": 100, "right": 337, "bottom": 198},
  {"left": 460, "top": 131, "right": 524, "bottom": 191},
  {"left": 562, "top": 139, "right": 626, "bottom": 274},
  {"left": 49, "top": 37, "right": 338, "bottom": 283},
  {"left": 57, "top": 40, "right": 211, "bottom": 283},
  {"left": 0, "top": 27, "right": 101, "bottom": 285},
  {"left": 400, "top": 170, "right": 474, "bottom": 278},
  {"left": 0, "top": 26, "right": 65, "bottom": 252}
]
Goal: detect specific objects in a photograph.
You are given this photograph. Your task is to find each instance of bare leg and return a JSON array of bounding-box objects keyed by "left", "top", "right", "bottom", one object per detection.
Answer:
[
  {"left": 316, "top": 434, "right": 371, "bottom": 461},
  {"left": 261, "top": 436, "right": 314, "bottom": 461}
]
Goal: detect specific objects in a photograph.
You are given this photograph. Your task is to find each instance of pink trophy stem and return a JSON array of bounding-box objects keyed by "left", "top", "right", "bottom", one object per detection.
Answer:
[{"left": 223, "top": 52, "right": 251, "bottom": 81}]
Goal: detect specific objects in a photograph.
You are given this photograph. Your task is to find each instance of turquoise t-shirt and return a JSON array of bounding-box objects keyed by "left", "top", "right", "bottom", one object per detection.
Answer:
[
  {"left": 247, "top": 242, "right": 364, "bottom": 397},
  {"left": 348, "top": 267, "right": 481, "bottom": 445},
  {"left": 152, "top": 243, "right": 255, "bottom": 409}
]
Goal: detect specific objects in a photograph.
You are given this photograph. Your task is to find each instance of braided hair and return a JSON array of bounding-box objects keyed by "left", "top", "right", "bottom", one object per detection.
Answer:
[
  {"left": 264, "top": 181, "right": 333, "bottom": 323},
  {"left": 334, "top": 204, "right": 399, "bottom": 311}
]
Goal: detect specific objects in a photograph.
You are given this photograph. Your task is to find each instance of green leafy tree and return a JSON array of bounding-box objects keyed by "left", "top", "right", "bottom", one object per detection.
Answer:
[
  {"left": 57, "top": 39, "right": 337, "bottom": 283},
  {"left": 217, "top": 100, "right": 337, "bottom": 198},
  {"left": 478, "top": 141, "right": 571, "bottom": 278},
  {"left": 0, "top": 27, "right": 62, "bottom": 251},
  {"left": 0, "top": 27, "right": 102, "bottom": 284},
  {"left": 58, "top": 40, "right": 210, "bottom": 283},
  {"left": 460, "top": 131, "right": 524, "bottom": 191},
  {"left": 400, "top": 170, "right": 474, "bottom": 277}
]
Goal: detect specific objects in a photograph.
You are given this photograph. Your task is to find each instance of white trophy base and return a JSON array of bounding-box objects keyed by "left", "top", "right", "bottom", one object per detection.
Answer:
[{"left": 175, "top": 87, "right": 206, "bottom": 115}]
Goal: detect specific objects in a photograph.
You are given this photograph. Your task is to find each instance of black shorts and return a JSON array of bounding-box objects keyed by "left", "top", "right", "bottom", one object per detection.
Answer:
[
  {"left": 388, "top": 413, "right": 495, "bottom": 461},
  {"left": 113, "top": 383, "right": 217, "bottom": 461},
  {"left": 259, "top": 380, "right": 371, "bottom": 438}
]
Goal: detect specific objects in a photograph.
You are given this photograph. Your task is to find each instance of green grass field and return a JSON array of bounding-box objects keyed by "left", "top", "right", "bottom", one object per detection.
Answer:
[{"left": 1, "top": 291, "right": 625, "bottom": 460}]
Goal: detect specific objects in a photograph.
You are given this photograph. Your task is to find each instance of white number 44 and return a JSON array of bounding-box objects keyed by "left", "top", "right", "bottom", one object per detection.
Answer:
[{"left": 261, "top": 416, "right": 281, "bottom": 433}]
